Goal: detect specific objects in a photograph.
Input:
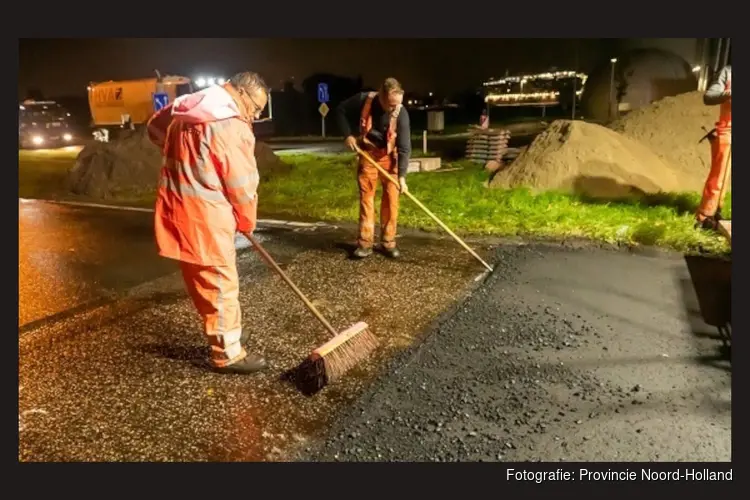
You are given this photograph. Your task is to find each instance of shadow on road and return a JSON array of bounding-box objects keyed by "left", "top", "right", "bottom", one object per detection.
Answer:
[{"left": 138, "top": 343, "right": 209, "bottom": 369}]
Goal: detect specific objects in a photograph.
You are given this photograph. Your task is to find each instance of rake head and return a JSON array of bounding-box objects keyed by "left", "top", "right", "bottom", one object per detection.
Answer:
[{"left": 295, "top": 321, "right": 378, "bottom": 395}]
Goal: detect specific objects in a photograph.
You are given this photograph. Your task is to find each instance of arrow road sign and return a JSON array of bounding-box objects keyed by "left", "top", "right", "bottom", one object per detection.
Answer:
[
  {"left": 317, "top": 83, "right": 329, "bottom": 103},
  {"left": 153, "top": 92, "right": 169, "bottom": 112}
]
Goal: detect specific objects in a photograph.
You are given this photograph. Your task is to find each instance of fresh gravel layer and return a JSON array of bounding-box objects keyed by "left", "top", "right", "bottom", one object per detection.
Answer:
[
  {"left": 300, "top": 245, "right": 731, "bottom": 462},
  {"left": 18, "top": 225, "right": 487, "bottom": 462}
]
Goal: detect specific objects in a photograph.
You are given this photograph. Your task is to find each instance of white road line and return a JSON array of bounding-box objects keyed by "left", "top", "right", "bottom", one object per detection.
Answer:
[
  {"left": 474, "top": 270, "right": 490, "bottom": 282},
  {"left": 19, "top": 198, "right": 337, "bottom": 229}
]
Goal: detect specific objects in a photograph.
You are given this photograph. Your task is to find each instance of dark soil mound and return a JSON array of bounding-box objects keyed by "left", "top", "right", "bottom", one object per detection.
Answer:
[{"left": 67, "top": 128, "right": 291, "bottom": 200}]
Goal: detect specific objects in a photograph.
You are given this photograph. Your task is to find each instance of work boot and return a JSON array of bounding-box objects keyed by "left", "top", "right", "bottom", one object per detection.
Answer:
[
  {"left": 213, "top": 353, "right": 268, "bottom": 375},
  {"left": 694, "top": 216, "right": 717, "bottom": 231},
  {"left": 352, "top": 246, "right": 373, "bottom": 259},
  {"left": 381, "top": 246, "right": 401, "bottom": 259}
]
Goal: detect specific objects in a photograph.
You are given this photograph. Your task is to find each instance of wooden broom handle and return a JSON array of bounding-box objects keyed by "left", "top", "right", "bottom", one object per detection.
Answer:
[
  {"left": 354, "top": 145, "right": 494, "bottom": 272},
  {"left": 243, "top": 232, "right": 340, "bottom": 337}
]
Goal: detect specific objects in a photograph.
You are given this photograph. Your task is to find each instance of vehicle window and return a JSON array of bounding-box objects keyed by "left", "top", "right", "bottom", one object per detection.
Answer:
[
  {"left": 176, "top": 83, "right": 193, "bottom": 97},
  {"left": 20, "top": 104, "right": 69, "bottom": 123}
]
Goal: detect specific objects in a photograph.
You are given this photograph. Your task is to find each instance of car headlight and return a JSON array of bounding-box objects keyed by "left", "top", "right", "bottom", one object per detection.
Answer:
[
  {"left": 31, "top": 135, "right": 44, "bottom": 145},
  {"left": 63, "top": 133, "right": 73, "bottom": 141}
]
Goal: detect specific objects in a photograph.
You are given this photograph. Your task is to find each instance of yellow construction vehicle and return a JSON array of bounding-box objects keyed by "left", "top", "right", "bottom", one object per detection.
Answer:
[
  {"left": 87, "top": 70, "right": 192, "bottom": 137},
  {"left": 87, "top": 70, "right": 273, "bottom": 141}
]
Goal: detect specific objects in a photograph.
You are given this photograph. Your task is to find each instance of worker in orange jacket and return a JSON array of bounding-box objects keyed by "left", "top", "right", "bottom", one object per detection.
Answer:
[
  {"left": 696, "top": 62, "right": 732, "bottom": 229},
  {"left": 147, "top": 72, "right": 269, "bottom": 375},
  {"left": 336, "top": 78, "right": 412, "bottom": 259}
]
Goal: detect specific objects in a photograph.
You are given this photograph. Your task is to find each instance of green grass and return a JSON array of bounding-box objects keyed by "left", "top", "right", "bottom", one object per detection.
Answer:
[
  {"left": 18, "top": 149, "right": 731, "bottom": 255},
  {"left": 18, "top": 148, "right": 80, "bottom": 200},
  {"left": 259, "top": 154, "right": 731, "bottom": 255}
]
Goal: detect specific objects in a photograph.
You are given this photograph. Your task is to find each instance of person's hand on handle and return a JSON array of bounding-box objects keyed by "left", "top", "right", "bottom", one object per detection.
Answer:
[
  {"left": 345, "top": 135, "right": 357, "bottom": 151},
  {"left": 399, "top": 176, "right": 408, "bottom": 194}
]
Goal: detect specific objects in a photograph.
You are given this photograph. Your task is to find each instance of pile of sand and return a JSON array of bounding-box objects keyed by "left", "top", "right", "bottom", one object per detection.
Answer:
[
  {"left": 609, "top": 91, "right": 718, "bottom": 192},
  {"left": 67, "top": 129, "right": 291, "bottom": 199},
  {"left": 489, "top": 120, "right": 682, "bottom": 199}
]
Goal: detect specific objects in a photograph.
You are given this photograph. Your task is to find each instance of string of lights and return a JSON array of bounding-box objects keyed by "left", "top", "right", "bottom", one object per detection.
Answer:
[
  {"left": 483, "top": 69, "right": 587, "bottom": 106},
  {"left": 483, "top": 70, "right": 588, "bottom": 87}
]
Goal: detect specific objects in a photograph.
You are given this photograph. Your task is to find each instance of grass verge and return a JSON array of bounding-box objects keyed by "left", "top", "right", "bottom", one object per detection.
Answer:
[{"left": 19, "top": 150, "right": 731, "bottom": 255}]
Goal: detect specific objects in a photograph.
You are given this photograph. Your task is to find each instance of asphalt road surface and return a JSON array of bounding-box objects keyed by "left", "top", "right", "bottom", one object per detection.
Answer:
[
  {"left": 18, "top": 202, "right": 489, "bottom": 461},
  {"left": 299, "top": 245, "right": 732, "bottom": 462},
  {"left": 18, "top": 202, "right": 731, "bottom": 462},
  {"left": 19, "top": 200, "right": 177, "bottom": 330}
]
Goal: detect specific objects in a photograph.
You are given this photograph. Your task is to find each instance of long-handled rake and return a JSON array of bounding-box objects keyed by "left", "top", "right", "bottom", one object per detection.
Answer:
[
  {"left": 244, "top": 232, "right": 378, "bottom": 393},
  {"left": 353, "top": 145, "right": 494, "bottom": 273}
]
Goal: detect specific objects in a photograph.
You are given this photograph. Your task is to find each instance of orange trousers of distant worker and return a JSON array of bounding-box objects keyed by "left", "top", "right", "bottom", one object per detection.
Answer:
[
  {"left": 357, "top": 149, "right": 400, "bottom": 250},
  {"left": 179, "top": 261, "right": 246, "bottom": 368},
  {"left": 697, "top": 126, "right": 732, "bottom": 221}
]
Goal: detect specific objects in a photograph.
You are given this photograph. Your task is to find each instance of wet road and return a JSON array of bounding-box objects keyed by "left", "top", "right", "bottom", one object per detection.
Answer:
[
  {"left": 301, "top": 245, "right": 732, "bottom": 462},
  {"left": 18, "top": 207, "right": 490, "bottom": 461},
  {"left": 19, "top": 200, "right": 730, "bottom": 462},
  {"left": 19, "top": 200, "right": 177, "bottom": 329}
]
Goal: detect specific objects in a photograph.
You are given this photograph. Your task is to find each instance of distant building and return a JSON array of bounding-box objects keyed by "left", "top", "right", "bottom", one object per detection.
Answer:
[{"left": 482, "top": 70, "right": 587, "bottom": 110}]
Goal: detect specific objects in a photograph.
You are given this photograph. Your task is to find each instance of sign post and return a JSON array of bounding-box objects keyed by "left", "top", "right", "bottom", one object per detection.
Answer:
[
  {"left": 317, "top": 83, "right": 330, "bottom": 138},
  {"left": 319, "top": 103, "right": 329, "bottom": 137}
]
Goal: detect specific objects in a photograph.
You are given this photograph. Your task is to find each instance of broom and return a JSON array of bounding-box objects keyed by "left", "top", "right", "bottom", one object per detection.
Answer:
[
  {"left": 243, "top": 232, "right": 378, "bottom": 393},
  {"left": 353, "top": 144, "right": 494, "bottom": 273}
]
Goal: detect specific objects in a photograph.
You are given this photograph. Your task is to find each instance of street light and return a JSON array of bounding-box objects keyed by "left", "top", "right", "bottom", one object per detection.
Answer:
[{"left": 609, "top": 58, "right": 618, "bottom": 120}]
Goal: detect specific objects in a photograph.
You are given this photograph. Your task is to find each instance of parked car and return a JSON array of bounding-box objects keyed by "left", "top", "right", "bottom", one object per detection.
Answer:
[{"left": 19, "top": 100, "right": 77, "bottom": 149}]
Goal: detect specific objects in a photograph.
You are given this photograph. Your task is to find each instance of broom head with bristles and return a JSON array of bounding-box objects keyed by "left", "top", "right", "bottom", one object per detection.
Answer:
[{"left": 295, "top": 321, "right": 378, "bottom": 395}]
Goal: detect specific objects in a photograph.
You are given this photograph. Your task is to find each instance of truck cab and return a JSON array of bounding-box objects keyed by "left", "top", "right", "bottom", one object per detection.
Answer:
[{"left": 19, "top": 100, "right": 77, "bottom": 149}]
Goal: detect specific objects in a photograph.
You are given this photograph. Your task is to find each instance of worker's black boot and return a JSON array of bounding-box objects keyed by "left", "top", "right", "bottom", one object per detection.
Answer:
[
  {"left": 353, "top": 246, "right": 373, "bottom": 259},
  {"left": 213, "top": 353, "right": 268, "bottom": 375},
  {"left": 381, "top": 246, "right": 401, "bottom": 259},
  {"left": 694, "top": 216, "right": 717, "bottom": 231}
]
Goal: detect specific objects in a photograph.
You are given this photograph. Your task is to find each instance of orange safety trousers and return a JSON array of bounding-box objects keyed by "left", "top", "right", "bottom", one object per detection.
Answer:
[
  {"left": 179, "top": 261, "right": 246, "bottom": 368},
  {"left": 358, "top": 149, "right": 400, "bottom": 250},
  {"left": 697, "top": 126, "right": 732, "bottom": 220}
]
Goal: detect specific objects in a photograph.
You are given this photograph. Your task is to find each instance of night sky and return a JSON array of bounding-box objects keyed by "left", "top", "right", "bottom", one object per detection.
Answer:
[{"left": 18, "top": 38, "right": 612, "bottom": 99}]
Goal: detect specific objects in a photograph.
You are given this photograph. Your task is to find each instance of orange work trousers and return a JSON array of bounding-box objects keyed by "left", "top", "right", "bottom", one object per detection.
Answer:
[
  {"left": 357, "top": 150, "right": 400, "bottom": 250},
  {"left": 179, "top": 261, "right": 246, "bottom": 368},
  {"left": 697, "top": 127, "right": 732, "bottom": 220}
]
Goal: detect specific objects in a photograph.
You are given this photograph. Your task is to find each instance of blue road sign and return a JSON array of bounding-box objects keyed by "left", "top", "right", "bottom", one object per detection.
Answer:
[
  {"left": 153, "top": 92, "right": 169, "bottom": 112},
  {"left": 317, "top": 83, "right": 329, "bottom": 103}
]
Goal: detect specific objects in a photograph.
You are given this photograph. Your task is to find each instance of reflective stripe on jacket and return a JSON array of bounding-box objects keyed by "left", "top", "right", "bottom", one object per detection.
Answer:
[{"left": 147, "top": 84, "right": 259, "bottom": 267}]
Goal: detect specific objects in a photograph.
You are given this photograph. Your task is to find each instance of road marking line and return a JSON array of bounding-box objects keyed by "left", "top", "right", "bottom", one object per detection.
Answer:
[
  {"left": 474, "top": 270, "right": 490, "bottom": 282},
  {"left": 19, "top": 198, "right": 337, "bottom": 229}
]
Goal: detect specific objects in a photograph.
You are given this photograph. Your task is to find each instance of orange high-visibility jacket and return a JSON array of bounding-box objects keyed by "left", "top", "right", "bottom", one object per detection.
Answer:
[{"left": 147, "top": 84, "right": 259, "bottom": 267}]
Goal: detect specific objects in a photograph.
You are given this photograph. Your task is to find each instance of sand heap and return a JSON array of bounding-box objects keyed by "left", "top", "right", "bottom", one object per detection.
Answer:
[
  {"left": 609, "top": 91, "right": 719, "bottom": 192},
  {"left": 67, "top": 129, "right": 291, "bottom": 199},
  {"left": 489, "top": 120, "right": 682, "bottom": 199}
]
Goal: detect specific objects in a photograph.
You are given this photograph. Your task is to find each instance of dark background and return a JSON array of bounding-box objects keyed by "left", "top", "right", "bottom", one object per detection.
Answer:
[{"left": 18, "top": 38, "right": 707, "bottom": 137}]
